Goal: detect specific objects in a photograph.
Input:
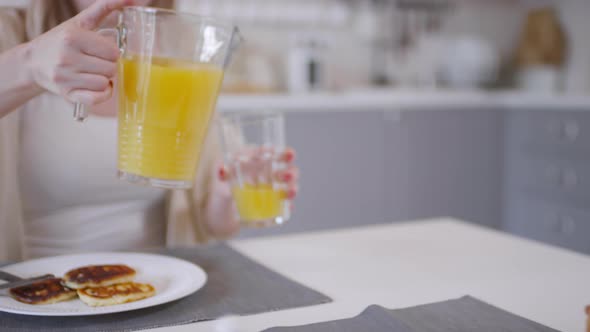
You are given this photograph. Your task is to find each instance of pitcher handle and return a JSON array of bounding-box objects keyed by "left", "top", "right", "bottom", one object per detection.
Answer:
[{"left": 73, "top": 27, "right": 122, "bottom": 122}]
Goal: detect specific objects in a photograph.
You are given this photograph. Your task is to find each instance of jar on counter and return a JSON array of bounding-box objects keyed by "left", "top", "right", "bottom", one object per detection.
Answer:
[
  {"left": 514, "top": 6, "right": 567, "bottom": 93},
  {"left": 287, "top": 34, "right": 327, "bottom": 93}
]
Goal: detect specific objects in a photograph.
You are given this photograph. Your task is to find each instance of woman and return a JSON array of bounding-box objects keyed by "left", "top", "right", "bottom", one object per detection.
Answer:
[{"left": 0, "top": 0, "right": 299, "bottom": 260}]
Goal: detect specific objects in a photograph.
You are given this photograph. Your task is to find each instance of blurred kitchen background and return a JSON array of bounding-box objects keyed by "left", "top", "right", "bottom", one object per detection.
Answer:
[
  {"left": 6, "top": 0, "right": 590, "bottom": 254},
  {"left": 176, "top": 0, "right": 590, "bottom": 93},
  {"left": 179, "top": 0, "right": 590, "bottom": 255}
]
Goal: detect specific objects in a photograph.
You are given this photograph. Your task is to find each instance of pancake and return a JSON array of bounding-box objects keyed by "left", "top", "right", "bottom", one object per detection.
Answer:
[
  {"left": 9, "top": 278, "right": 77, "bottom": 305},
  {"left": 77, "top": 282, "right": 155, "bottom": 307},
  {"left": 63, "top": 265, "right": 136, "bottom": 289}
]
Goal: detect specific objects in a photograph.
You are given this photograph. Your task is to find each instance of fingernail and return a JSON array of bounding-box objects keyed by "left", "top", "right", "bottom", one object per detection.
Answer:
[
  {"left": 284, "top": 150, "right": 294, "bottom": 162},
  {"left": 283, "top": 172, "right": 293, "bottom": 182},
  {"left": 286, "top": 188, "right": 297, "bottom": 199},
  {"left": 218, "top": 167, "right": 226, "bottom": 180}
]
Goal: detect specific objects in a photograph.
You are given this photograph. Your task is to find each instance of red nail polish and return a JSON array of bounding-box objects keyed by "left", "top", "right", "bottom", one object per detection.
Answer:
[
  {"left": 284, "top": 150, "right": 294, "bottom": 162},
  {"left": 283, "top": 172, "right": 292, "bottom": 182},
  {"left": 218, "top": 167, "right": 226, "bottom": 180},
  {"left": 287, "top": 189, "right": 296, "bottom": 199}
]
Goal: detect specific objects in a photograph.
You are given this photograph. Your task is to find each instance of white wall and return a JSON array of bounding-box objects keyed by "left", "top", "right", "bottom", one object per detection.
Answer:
[
  {"left": 442, "top": 0, "right": 590, "bottom": 94},
  {"left": 178, "top": 0, "right": 369, "bottom": 91},
  {"left": 442, "top": 1, "right": 527, "bottom": 60},
  {"left": 180, "top": 0, "right": 533, "bottom": 91},
  {"left": 558, "top": 0, "right": 590, "bottom": 93}
]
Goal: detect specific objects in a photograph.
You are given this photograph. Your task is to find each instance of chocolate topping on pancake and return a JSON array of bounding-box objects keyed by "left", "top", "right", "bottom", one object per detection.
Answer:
[
  {"left": 65, "top": 265, "right": 135, "bottom": 284},
  {"left": 10, "top": 278, "right": 76, "bottom": 305}
]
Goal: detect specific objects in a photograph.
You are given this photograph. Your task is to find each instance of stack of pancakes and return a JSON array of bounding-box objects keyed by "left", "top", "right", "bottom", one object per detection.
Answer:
[{"left": 10, "top": 265, "right": 155, "bottom": 307}]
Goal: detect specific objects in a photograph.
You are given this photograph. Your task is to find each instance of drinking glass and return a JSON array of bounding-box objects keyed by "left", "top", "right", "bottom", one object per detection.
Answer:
[
  {"left": 73, "top": 6, "right": 242, "bottom": 189},
  {"left": 218, "top": 112, "right": 291, "bottom": 227}
]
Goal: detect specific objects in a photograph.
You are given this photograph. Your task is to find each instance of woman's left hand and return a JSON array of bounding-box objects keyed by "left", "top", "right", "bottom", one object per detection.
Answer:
[
  {"left": 219, "top": 147, "right": 299, "bottom": 200},
  {"left": 203, "top": 148, "right": 299, "bottom": 238}
]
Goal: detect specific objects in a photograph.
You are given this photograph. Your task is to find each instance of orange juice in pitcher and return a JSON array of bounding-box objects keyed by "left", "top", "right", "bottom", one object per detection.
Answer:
[{"left": 117, "top": 56, "right": 224, "bottom": 184}]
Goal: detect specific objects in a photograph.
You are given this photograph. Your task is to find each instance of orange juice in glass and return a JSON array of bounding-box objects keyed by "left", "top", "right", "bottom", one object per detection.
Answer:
[
  {"left": 219, "top": 113, "right": 291, "bottom": 227},
  {"left": 232, "top": 183, "right": 284, "bottom": 221}
]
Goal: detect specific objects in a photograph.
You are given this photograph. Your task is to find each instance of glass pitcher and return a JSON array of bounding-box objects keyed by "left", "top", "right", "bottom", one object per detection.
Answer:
[{"left": 73, "top": 6, "right": 242, "bottom": 189}]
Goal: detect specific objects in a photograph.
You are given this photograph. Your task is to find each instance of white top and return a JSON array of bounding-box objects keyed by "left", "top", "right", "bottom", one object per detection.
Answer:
[
  {"left": 19, "top": 93, "right": 166, "bottom": 258},
  {"left": 152, "top": 218, "right": 589, "bottom": 332}
]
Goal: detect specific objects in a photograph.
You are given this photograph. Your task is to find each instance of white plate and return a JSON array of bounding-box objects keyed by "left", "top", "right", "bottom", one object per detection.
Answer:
[{"left": 0, "top": 252, "right": 207, "bottom": 316}]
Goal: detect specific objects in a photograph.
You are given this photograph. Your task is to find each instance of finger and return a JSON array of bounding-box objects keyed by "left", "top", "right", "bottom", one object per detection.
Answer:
[
  {"left": 218, "top": 165, "right": 233, "bottom": 182},
  {"left": 274, "top": 166, "right": 299, "bottom": 184},
  {"left": 65, "top": 73, "right": 111, "bottom": 92},
  {"left": 282, "top": 185, "right": 298, "bottom": 200},
  {"left": 76, "top": 29, "right": 120, "bottom": 62},
  {"left": 75, "top": 0, "right": 135, "bottom": 30},
  {"left": 74, "top": 54, "right": 117, "bottom": 77},
  {"left": 279, "top": 148, "right": 296, "bottom": 163},
  {"left": 68, "top": 85, "right": 113, "bottom": 105}
]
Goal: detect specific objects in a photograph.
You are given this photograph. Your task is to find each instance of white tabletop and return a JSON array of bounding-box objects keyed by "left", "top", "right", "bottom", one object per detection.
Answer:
[{"left": 152, "top": 218, "right": 590, "bottom": 332}]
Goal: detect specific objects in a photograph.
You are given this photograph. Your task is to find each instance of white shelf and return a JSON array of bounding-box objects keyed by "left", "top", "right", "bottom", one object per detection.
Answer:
[{"left": 217, "top": 90, "right": 590, "bottom": 112}]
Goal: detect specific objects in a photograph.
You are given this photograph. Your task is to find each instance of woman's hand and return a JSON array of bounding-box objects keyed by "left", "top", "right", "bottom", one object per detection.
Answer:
[
  {"left": 26, "top": 0, "right": 135, "bottom": 106},
  {"left": 203, "top": 148, "right": 299, "bottom": 238},
  {"left": 219, "top": 148, "right": 299, "bottom": 200}
]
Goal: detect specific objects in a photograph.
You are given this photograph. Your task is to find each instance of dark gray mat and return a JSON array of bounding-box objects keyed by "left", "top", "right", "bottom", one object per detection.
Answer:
[
  {"left": 0, "top": 244, "right": 331, "bottom": 332},
  {"left": 264, "top": 296, "right": 560, "bottom": 332}
]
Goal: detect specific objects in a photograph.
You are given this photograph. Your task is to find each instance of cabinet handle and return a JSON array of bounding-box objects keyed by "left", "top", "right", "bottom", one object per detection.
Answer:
[
  {"left": 545, "top": 119, "right": 580, "bottom": 142},
  {"left": 558, "top": 215, "right": 576, "bottom": 235},
  {"left": 562, "top": 119, "right": 580, "bottom": 142},
  {"left": 560, "top": 168, "right": 578, "bottom": 190}
]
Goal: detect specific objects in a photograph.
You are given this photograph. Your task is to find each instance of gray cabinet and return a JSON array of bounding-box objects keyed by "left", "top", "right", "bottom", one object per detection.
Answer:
[
  {"left": 384, "top": 109, "right": 503, "bottom": 228},
  {"left": 239, "top": 111, "right": 387, "bottom": 238},
  {"left": 503, "top": 110, "right": 590, "bottom": 254}
]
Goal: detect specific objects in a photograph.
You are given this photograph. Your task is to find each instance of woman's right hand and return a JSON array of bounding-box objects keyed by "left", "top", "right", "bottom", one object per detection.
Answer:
[{"left": 27, "top": 0, "right": 135, "bottom": 105}]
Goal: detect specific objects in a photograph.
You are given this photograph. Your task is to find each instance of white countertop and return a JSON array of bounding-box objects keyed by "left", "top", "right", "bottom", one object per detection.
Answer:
[
  {"left": 218, "top": 90, "right": 590, "bottom": 112},
  {"left": 152, "top": 218, "right": 590, "bottom": 332}
]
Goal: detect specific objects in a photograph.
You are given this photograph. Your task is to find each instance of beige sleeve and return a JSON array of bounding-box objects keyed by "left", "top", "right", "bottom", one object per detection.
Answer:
[
  {"left": 0, "top": 9, "right": 26, "bottom": 261},
  {"left": 0, "top": 9, "right": 26, "bottom": 52}
]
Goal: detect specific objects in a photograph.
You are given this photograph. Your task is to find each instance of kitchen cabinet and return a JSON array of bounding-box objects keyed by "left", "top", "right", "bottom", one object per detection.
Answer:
[
  {"left": 239, "top": 111, "right": 387, "bottom": 238},
  {"left": 386, "top": 109, "right": 503, "bottom": 228},
  {"left": 503, "top": 110, "right": 590, "bottom": 253}
]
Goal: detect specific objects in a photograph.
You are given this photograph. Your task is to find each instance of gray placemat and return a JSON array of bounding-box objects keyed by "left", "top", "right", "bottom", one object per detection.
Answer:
[
  {"left": 390, "top": 296, "right": 559, "bottom": 332},
  {"left": 0, "top": 244, "right": 331, "bottom": 332},
  {"left": 264, "top": 296, "right": 560, "bottom": 332},
  {"left": 264, "top": 305, "right": 414, "bottom": 332}
]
